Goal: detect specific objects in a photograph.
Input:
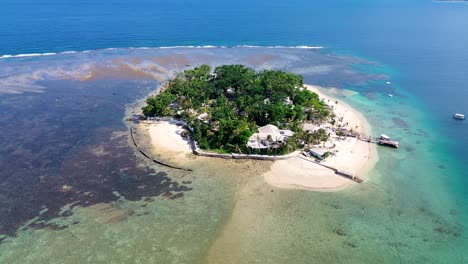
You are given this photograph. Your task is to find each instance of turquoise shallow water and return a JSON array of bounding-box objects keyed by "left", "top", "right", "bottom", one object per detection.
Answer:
[
  {"left": 1, "top": 0, "right": 468, "bottom": 262},
  {"left": 0, "top": 47, "right": 465, "bottom": 263}
]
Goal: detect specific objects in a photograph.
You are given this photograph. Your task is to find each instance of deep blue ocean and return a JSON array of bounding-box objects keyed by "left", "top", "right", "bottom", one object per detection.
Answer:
[
  {"left": 0, "top": 0, "right": 467, "bottom": 262},
  {"left": 2, "top": 0, "right": 467, "bottom": 134}
]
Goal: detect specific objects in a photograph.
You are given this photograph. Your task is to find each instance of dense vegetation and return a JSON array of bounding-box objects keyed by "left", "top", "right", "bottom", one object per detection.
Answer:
[{"left": 142, "top": 64, "right": 333, "bottom": 154}]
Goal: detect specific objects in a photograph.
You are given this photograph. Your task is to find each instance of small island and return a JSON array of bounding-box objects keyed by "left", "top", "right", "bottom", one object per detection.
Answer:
[
  {"left": 140, "top": 64, "right": 379, "bottom": 190},
  {"left": 142, "top": 64, "right": 333, "bottom": 155}
]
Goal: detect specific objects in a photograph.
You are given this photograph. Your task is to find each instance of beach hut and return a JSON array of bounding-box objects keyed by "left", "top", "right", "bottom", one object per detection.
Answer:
[{"left": 308, "top": 148, "right": 328, "bottom": 160}]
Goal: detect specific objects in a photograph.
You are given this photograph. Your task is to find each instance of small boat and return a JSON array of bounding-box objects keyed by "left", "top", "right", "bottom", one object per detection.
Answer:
[
  {"left": 386, "top": 81, "right": 391, "bottom": 85},
  {"left": 387, "top": 94, "right": 393, "bottom": 97},
  {"left": 380, "top": 134, "right": 390, "bottom": 140},
  {"left": 453, "top": 113, "right": 465, "bottom": 120}
]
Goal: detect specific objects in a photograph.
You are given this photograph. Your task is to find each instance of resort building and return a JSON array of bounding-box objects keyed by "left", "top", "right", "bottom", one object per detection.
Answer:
[
  {"left": 284, "top": 96, "right": 293, "bottom": 105},
  {"left": 307, "top": 148, "right": 329, "bottom": 160},
  {"left": 197, "top": 112, "right": 209, "bottom": 123},
  {"left": 247, "top": 124, "right": 294, "bottom": 149}
]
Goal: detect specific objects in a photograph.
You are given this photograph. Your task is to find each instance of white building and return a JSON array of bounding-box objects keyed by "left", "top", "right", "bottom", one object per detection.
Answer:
[
  {"left": 247, "top": 124, "right": 294, "bottom": 149},
  {"left": 284, "top": 96, "right": 293, "bottom": 105},
  {"left": 197, "top": 113, "right": 209, "bottom": 124}
]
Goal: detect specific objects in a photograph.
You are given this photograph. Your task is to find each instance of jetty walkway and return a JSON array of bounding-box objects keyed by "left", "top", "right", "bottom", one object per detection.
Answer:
[{"left": 298, "top": 156, "right": 363, "bottom": 183}]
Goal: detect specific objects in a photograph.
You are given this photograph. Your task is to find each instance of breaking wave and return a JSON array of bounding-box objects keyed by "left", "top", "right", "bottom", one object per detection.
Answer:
[{"left": 0, "top": 45, "right": 323, "bottom": 59}]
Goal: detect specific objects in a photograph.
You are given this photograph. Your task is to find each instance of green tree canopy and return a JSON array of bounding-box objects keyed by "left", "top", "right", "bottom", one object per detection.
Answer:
[{"left": 141, "top": 64, "right": 332, "bottom": 153}]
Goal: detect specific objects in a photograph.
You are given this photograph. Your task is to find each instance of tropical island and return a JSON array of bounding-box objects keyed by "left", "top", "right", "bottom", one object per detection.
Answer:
[
  {"left": 142, "top": 64, "right": 334, "bottom": 155},
  {"left": 140, "top": 64, "right": 379, "bottom": 190}
]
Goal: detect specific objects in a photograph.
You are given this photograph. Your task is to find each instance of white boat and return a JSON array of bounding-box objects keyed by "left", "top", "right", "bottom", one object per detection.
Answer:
[
  {"left": 387, "top": 94, "right": 393, "bottom": 97},
  {"left": 386, "top": 81, "right": 391, "bottom": 85},
  {"left": 453, "top": 113, "right": 465, "bottom": 120},
  {"left": 380, "top": 134, "right": 390, "bottom": 140}
]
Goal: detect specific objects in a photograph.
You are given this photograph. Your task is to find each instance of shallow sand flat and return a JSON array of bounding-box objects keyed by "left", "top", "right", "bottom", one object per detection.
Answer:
[
  {"left": 264, "top": 157, "right": 353, "bottom": 190},
  {"left": 322, "top": 137, "right": 373, "bottom": 178}
]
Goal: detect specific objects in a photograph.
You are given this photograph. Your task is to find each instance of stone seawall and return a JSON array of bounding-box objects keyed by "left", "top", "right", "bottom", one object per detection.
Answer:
[
  {"left": 141, "top": 117, "right": 297, "bottom": 161},
  {"left": 193, "top": 149, "right": 296, "bottom": 161}
]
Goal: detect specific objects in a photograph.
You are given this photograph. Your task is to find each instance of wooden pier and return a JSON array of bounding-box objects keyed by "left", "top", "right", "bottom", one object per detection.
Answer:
[
  {"left": 378, "top": 139, "right": 399, "bottom": 148},
  {"left": 357, "top": 135, "right": 399, "bottom": 148},
  {"left": 297, "top": 132, "right": 400, "bottom": 184}
]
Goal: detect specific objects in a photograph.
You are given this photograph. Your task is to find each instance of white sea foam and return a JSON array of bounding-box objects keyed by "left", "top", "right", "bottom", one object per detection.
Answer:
[
  {"left": 271, "top": 45, "right": 323, "bottom": 49},
  {"left": 0, "top": 50, "right": 85, "bottom": 59},
  {"left": 235, "top": 45, "right": 261, "bottom": 48},
  {"left": 0, "top": 53, "right": 57, "bottom": 59},
  {"left": 0, "top": 45, "right": 324, "bottom": 59},
  {"left": 235, "top": 45, "right": 323, "bottom": 49},
  {"left": 292, "top": 45, "right": 323, "bottom": 49},
  {"left": 159, "top": 46, "right": 195, "bottom": 49}
]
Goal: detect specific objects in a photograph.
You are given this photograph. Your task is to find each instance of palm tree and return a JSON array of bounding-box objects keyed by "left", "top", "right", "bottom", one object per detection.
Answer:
[
  {"left": 305, "top": 132, "right": 315, "bottom": 146},
  {"left": 235, "top": 144, "right": 242, "bottom": 154}
]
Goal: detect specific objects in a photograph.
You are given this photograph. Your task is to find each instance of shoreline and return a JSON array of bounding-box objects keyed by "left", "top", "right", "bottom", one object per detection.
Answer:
[
  {"left": 141, "top": 84, "right": 378, "bottom": 192},
  {"left": 308, "top": 84, "right": 378, "bottom": 181},
  {"left": 263, "top": 85, "right": 378, "bottom": 191},
  {"left": 140, "top": 121, "right": 194, "bottom": 167}
]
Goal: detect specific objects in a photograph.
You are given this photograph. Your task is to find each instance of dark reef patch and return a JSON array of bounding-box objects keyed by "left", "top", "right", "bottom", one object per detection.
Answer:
[
  {"left": 0, "top": 80, "right": 191, "bottom": 237},
  {"left": 391, "top": 111, "right": 409, "bottom": 118},
  {"left": 417, "top": 205, "right": 462, "bottom": 239},
  {"left": 433, "top": 226, "right": 460, "bottom": 237},
  {"left": 365, "top": 92, "right": 378, "bottom": 101},
  {"left": 392, "top": 117, "right": 410, "bottom": 129},
  {"left": 414, "top": 128, "right": 430, "bottom": 138},
  {"left": 404, "top": 145, "right": 415, "bottom": 153},
  {"left": 334, "top": 228, "right": 347, "bottom": 236},
  {"left": 345, "top": 241, "right": 357, "bottom": 248},
  {"left": 322, "top": 201, "right": 343, "bottom": 210}
]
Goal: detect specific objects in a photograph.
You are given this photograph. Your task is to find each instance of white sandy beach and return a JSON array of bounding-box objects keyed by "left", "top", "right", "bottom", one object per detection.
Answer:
[
  {"left": 263, "top": 85, "right": 378, "bottom": 190},
  {"left": 143, "top": 84, "right": 378, "bottom": 191},
  {"left": 141, "top": 121, "right": 193, "bottom": 164}
]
